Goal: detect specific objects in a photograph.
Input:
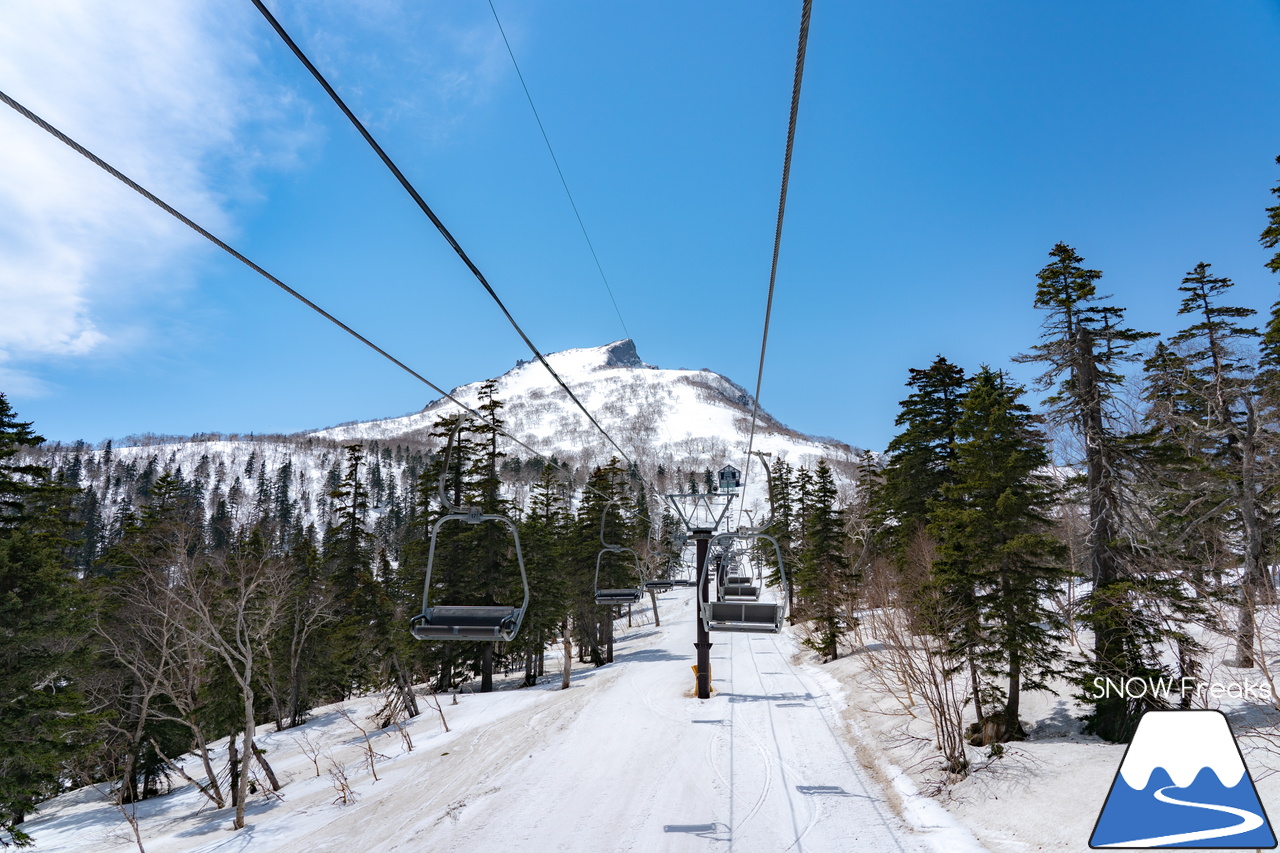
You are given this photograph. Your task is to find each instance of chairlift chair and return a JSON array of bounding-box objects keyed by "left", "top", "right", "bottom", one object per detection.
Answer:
[
  {"left": 668, "top": 536, "right": 697, "bottom": 586},
  {"left": 700, "top": 531, "right": 788, "bottom": 633},
  {"left": 644, "top": 558, "right": 674, "bottom": 593},
  {"left": 718, "top": 543, "right": 761, "bottom": 601},
  {"left": 594, "top": 498, "right": 644, "bottom": 605},
  {"left": 410, "top": 416, "right": 529, "bottom": 642}
]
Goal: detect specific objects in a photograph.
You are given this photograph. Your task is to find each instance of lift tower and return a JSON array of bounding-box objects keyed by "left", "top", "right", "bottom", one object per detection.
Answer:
[{"left": 666, "top": 491, "right": 734, "bottom": 699}]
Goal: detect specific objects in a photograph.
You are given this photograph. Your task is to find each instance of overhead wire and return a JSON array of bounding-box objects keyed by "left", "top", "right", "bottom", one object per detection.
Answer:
[
  {"left": 485, "top": 0, "right": 681, "bottom": 457},
  {"left": 486, "top": 0, "right": 630, "bottom": 344},
  {"left": 248, "top": 0, "right": 642, "bottom": 477},
  {"left": 0, "top": 86, "right": 653, "bottom": 526},
  {"left": 738, "top": 0, "right": 812, "bottom": 529}
]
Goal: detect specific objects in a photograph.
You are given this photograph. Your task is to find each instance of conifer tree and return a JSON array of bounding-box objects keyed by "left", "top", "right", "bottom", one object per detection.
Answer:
[
  {"left": 1259, "top": 156, "right": 1280, "bottom": 392},
  {"left": 1016, "top": 242, "right": 1162, "bottom": 741},
  {"left": 1262, "top": 154, "right": 1280, "bottom": 277},
  {"left": 928, "top": 369, "right": 1067, "bottom": 740},
  {"left": 1146, "top": 264, "right": 1268, "bottom": 664},
  {"left": 322, "top": 444, "right": 391, "bottom": 699},
  {"left": 794, "top": 461, "right": 853, "bottom": 659},
  {"left": 0, "top": 395, "right": 93, "bottom": 843},
  {"left": 763, "top": 460, "right": 796, "bottom": 611},
  {"left": 513, "top": 465, "right": 572, "bottom": 686},
  {"left": 871, "top": 356, "right": 968, "bottom": 557},
  {"left": 572, "top": 460, "right": 639, "bottom": 666}
]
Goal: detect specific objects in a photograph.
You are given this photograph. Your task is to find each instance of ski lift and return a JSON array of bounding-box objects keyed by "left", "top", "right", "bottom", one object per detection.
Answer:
[
  {"left": 595, "top": 498, "right": 644, "bottom": 605},
  {"left": 720, "top": 554, "right": 760, "bottom": 601},
  {"left": 699, "top": 530, "right": 788, "bottom": 633},
  {"left": 666, "top": 534, "right": 695, "bottom": 587},
  {"left": 410, "top": 416, "right": 529, "bottom": 642},
  {"left": 713, "top": 540, "right": 761, "bottom": 601}
]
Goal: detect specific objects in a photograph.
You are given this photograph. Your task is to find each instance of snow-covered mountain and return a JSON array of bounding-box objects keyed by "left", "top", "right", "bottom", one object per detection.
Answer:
[{"left": 314, "top": 339, "right": 862, "bottom": 499}]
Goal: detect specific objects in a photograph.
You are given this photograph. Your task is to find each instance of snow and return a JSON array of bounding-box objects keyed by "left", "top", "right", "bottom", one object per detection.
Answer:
[
  {"left": 20, "top": 591, "right": 977, "bottom": 853},
  {"left": 310, "top": 340, "right": 863, "bottom": 511}
]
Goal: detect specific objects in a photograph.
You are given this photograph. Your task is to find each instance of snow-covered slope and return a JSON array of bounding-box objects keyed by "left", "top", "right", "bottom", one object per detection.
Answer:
[{"left": 18, "top": 593, "right": 971, "bottom": 853}]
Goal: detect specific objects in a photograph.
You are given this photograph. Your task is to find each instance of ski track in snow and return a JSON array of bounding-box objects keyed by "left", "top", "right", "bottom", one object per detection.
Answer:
[{"left": 25, "top": 590, "right": 964, "bottom": 853}]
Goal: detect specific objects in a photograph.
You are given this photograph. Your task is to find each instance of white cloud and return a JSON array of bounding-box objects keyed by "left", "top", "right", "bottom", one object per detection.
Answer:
[
  {"left": 0, "top": 0, "right": 307, "bottom": 387},
  {"left": 273, "top": 0, "right": 509, "bottom": 143}
]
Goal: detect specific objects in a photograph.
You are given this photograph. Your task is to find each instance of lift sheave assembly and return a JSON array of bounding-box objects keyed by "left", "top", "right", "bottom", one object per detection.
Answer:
[{"left": 410, "top": 417, "right": 530, "bottom": 642}]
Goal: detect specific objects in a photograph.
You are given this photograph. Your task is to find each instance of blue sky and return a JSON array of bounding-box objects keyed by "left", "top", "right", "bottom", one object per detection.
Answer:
[{"left": 2, "top": 0, "right": 1279, "bottom": 453}]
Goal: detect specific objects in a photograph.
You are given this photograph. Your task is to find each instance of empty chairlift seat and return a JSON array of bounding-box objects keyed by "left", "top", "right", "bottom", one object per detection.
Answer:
[
  {"left": 411, "top": 605, "right": 523, "bottom": 640},
  {"left": 704, "top": 600, "right": 784, "bottom": 633},
  {"left": 721, "top": 576, "right": 759, "bottom": 600},
  {"left": 596, "top": 586, "right": 644, "bottom": 604},
  {"left": 700, "top": 530, "right": 790, "bottom": 634}
]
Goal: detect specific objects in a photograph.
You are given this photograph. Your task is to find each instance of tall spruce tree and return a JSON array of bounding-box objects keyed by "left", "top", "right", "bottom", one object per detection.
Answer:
[
  {"left": 1015, "top": 242, "right": 1162, "bottom": 742},
  {"left": 322, "top": 444, "right": 391, "bottom": 699},
  {"left": 0, "top": 396, "right": 93, "bottom": 844},
  {"left": 1259, "top": 157, "right": 1280, "bottom": 393},
  {"left": 1262, "top": 155, "right": 1280, "bottom": 277},
  {"left": 928, "top": 368, "right": 1067, "bottom": 741},
  {"left": 872, "top": 356, "right": 968, "bottom": 558},
  {"left": 513, "top": 465, "right": 572, "bottom": 686},
  {"left": 1148, "top": 264, "right": 1268, "bottom": 665},
  {"left": 794, "top": 460, "right": 853, "bottom": 659}
]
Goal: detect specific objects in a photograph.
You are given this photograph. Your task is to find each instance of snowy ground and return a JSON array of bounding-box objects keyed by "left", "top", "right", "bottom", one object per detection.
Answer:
[
  {"left": 826, "top": 625, "right": 1280, "bottom": 853},
  {"left": 21, "top": 590, "right": 981, "bottom": 853}
]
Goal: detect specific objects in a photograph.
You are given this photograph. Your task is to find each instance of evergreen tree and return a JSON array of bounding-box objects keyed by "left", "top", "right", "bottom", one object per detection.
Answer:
[
  {"left": 871, "top": 356, "right": 968, "bottom": 557},
  {"left": 1146, "top": 264, "right": 1268, "bottom": 665},
  {"left": 1260, "top": 156, "right": 1280, "bottom": 392},
  {"left": 928, "top": 368, "right": 1067, "bottom": 740},
  {"left": 572, "top": 460, "right": 639, "bottom": 666},
  {"left": 1015, "top": 242, "right": 1162, "bottom": 741},
  {"left": 1262, "top": 154, "right": 1280, "bottom": 277},
  {"left": 321, "top": 445, "right": 390, "bottom": 699},
  {"left": 512, "top": 465, "right": 572, "bottom": 686},
  {"left": 794, "top": 461, "right": 853, "bottom": 659},
  {"left": 0, "top": 396, "right": 94, "bottom": 844}
]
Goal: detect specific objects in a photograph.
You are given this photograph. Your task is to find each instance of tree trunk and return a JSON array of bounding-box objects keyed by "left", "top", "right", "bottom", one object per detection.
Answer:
[
  {"left": 648, "top": 589, "right": 661, "bottom": 627},
  {"left": 968, "top": 654, "right": 984, "bottom": 723},
  {"left": 227, "top": 735, "right": 240, "bottom": 810},
  {"left": 1235, "top": 405, "right": 1269, "bottom": 667},
  {"left": 252, "top": 738, "right": 281, "bottom": 792},
  {"left": 389, "top": 652, "right": 420, "bottom": 717},
  {"left": 561, "top": 619, "right": 573, "bottom": 690},
  {"left": 438, "top": 652, "right": 453, "bottom": 693},
  {"left": 481, "top": 644, "right": 494, "bottom": 692},
  {"left": 235, "top": 680, "right": 256, "bottom": 829}
]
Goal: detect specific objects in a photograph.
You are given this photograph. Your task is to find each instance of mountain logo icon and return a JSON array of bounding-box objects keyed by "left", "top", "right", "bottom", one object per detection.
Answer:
[{"left": 1090, "top": 710, "right": 1276, "bottom": 848}]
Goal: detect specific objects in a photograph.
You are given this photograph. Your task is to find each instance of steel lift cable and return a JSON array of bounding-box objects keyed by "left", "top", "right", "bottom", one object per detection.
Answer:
[
  {"left": 738, "top": 0, "right": 812, "bottom": 529},
  {"left": 0, "top": 87, "right": 656, "bottom": 526},
  {"left": 487, "top": 0, "right": 631, "bottom": 344},
  {"left": 249, "top": 0, "right": 641, "bottom": 476}
]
